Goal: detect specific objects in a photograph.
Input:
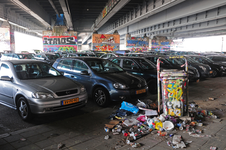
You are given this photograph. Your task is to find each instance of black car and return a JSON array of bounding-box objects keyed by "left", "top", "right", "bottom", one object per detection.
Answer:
[
  {"left": 206, "top": 55, "right": 226, "bottom": 65},
  {"left": 109, "top": 57, "right": 158, "bottom": 94},
  {"left": 53, "top": 57, "right": 148, "bottom": 107},
  {"left": 163, "top": 56, "right": 212, "bottom": 79},
  {"left": 189, "top": 55, "right": 226, "bottom": 77},
  {"left": 145, "top": 55, "right": 200, "bottom": 82},
  {"left": 34, "top": 52, "right": 60, "bottom": 65}
]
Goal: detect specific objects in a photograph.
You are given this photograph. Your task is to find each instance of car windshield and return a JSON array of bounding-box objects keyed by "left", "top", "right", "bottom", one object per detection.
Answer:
[
  {"left": 46, "top": 54, "right": 60, "bottom": 60},
  {"left": 136, "top": 58, "right": 156, "bottom": 70},
  {"left": 86, "top": 59, "right": 124, "bottom": 73},
  {"left": 18, "top": 54, "right": 34, "bottom": 59},
  {"left": 14, "top": 63, "right": 62, "bottom": 79}
]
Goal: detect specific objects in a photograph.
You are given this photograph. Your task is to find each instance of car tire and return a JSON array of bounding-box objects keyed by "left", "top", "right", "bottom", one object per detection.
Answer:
[
  {"left": 148, "top": 79, "right": 157, "bottom": 94},
  {"left": 17, "top": 97, "right": 32, "bottom": 121},
  {"left": 212, "top": 70, "right": 217, "bottom": 78},
  {"left": 93, "top": 87, "right": 110, "bottom": 107}
]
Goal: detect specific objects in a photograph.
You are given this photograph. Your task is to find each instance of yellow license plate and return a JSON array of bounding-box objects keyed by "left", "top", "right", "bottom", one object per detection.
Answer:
[
  {"left": 210, "top": 71, "right": 213, "bottom": 74},
  {"left": 62, "top": 98, "right": 79, "bottom": 105},
  {"left": 136, "top": 89, "right": 146, "bottom": 94}
]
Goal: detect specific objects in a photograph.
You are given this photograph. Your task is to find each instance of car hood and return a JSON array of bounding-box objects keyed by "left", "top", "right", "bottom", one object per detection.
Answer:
[
  {"left": 19, "top": 76, "right": 81, "bottom": 93},
  {"left": 98, "top": 72, "right": 144, "bottom": 86}
]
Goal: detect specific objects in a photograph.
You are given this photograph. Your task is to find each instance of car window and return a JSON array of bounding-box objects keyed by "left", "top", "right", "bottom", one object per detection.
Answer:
[
  {"left": 14, "top": 63, "right": 61, "bottom": 79},
  {"left": 46, "top": 54, "right": 59, "bottom": 60},
  {"left": 101, "top": 54, "right": 108, "bottom": 59},
  {"left": 0, "top": 63, "right": 12, "bottom": 78},
  {"left": 123, "top": 59, "right": 139, "bottom": 70},
  {"left": 136, "top": 59, "right": 156, "bottom": 70},
  {"left": 112, "top": 59, "right": 121, "bottom": 66},
  {"left": 86, "top": 59, "right": 123, "bottom": 73},
  {"left": 73, "top": 60, "right": 89, "bottom": 72},
  {"left": 57, "top": 59, "right": 72, "bottom": 70}
]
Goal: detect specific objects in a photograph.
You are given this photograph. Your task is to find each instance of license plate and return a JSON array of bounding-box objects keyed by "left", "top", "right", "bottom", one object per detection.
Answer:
[
  {"left": 136, "top": 89, "right": 146, "bottom": 94},
  {"left": 62, "top": 98, "right": 79, "bottom": 105},
  {"left": 210, "top": 71, "right": 213, "bottom": 74}
]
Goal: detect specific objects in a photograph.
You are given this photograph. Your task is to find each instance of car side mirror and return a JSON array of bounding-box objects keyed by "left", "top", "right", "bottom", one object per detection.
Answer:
[
  {"left": 80, "top": 70, "right": 89, "bottom": 75},
  {"left": 1, "top": 76, "right": 12, "bottom": 81}
]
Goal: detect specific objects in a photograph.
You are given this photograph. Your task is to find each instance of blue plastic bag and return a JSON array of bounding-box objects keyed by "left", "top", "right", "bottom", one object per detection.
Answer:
[{"left": 120, "top": 101, "right": 139, "bottom": 114}]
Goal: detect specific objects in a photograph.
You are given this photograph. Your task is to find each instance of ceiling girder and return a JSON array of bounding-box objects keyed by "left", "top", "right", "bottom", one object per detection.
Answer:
[{"left": 59, "top": 0, "right": 73, "bottom": 30}]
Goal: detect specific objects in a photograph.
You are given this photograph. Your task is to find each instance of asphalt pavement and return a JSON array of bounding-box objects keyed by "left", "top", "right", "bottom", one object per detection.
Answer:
[{"left": 1, "top": 77, "right": 226, "bottom": 150}]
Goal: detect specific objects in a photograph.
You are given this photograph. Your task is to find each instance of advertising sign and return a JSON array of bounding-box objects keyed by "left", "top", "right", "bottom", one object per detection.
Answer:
[
  {"left": 43, "top": 36, "right": 77, "bottom": 52},
  {"left": 92, "top": 34, "right": 120, "bottom": 51}
]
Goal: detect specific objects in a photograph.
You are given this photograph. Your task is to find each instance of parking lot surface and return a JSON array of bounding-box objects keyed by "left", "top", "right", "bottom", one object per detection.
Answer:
[{"left": 1, "top": 77, "right": 226, "bottom": 150}]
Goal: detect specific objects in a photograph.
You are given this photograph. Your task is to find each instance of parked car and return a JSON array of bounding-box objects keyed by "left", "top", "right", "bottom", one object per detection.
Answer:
[
  {"left": 188, "top": 55, "right": 226, "bottom": 77},
  {"left": 34, "top": 52, "right": 60, "bottom": 65},
  {"left": 100, "top": 53, "right": 124, "bottom": 59},
  {"left": 109, "top": 57, "right": 158, "bottom": 94},
  {"left": 0, "top": 60, "right": 88, "bottom": 121},
  {"left": 1, "top": 53, "right": 35, "bottom": 60},
  {"left": 145, "top": 55, "right": 200, "bottom": 82},
  {"left": 167, "top": 57, "right": 212, "bottom": 78},
  {"left": 206, "top": 55, "right": 226, "bottom": 65},
  {"left": 124, "top": 53, "right": 148, "bottom": 57},
  {"left": 53, "top": 57, "right": 148, "bottom": 107},
  {"left": 67, "top": 53, "right": 96, "bottom": 57},
  {"left": 93, "top": 51, "right": 113, "bottom": 57}
]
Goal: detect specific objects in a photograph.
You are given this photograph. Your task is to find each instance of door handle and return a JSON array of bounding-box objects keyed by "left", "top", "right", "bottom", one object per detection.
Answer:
[{"left": 71, "top": 75, "right": 74, "bottom": 78}]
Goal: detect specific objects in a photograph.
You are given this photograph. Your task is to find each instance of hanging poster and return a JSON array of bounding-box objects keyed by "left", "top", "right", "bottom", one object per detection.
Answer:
[
  {"left": 92, "top": 34, "right": 120, "bottom": 51},
  {"left": 126, "top": 36, "right": 149, "bottom": 52},
  {"left": 0, "top": 28, "right": 10, "bottom": 51},
  {"left": 43, "top": 36, "right": 77, "bottom": 52}
]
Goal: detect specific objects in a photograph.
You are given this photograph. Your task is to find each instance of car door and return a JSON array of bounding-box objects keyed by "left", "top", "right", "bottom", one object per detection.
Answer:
[
  {"left": 0, "top": 63, "right": 15, "bottom": 106},
  {"left": 71, "top": 60, "right": 93, "bottom": 94},
  {"left": 56, "top": 59, "right": 73, "bottom": 78}
]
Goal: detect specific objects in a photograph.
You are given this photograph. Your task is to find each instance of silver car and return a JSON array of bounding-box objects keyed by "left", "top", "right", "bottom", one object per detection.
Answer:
[{"left": 0, "top": 60, "right": 88, "bottom": 121}]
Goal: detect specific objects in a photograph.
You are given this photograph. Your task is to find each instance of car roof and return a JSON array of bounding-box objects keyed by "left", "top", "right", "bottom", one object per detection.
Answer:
[
  {"left": 60, "top": 57, "right": 103, "bottom": 61},
  {"left": 1, "top": 59, "right": 46, "bottom": 64}
]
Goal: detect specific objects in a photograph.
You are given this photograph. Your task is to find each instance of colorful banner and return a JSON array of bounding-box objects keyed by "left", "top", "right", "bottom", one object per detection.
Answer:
[
  {"left": 92, "top": 34, "right": 120, "bottom": 51},
  {"left": 43, "top": 36, "right": 77, "bottom": 52},
  {"left": 151, "top": 36, "right": 172, "bottom": 51},
  {"left": 102, "top": 6, "right": 108, "bottom": 18},
  {"left": 126, "top": 35, "right": 149, "bottom": 52},
  {"left": 0, "top": 28, "right": 10, "bottom": 51}
]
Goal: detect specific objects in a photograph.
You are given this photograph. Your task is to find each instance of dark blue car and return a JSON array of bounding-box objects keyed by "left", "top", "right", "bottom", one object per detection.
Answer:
[{"left": 53, "top": 57, "right": 148, "bottom": 107}]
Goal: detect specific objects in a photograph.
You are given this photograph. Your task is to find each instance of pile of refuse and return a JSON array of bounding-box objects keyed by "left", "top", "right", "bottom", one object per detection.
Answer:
[{"left": 104, "top": 100, "right": 218, "bottom": 149}]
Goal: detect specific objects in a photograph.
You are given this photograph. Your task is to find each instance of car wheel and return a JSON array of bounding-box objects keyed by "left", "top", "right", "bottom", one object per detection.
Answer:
[
  {"left": 17, "top": 97, "right": 32, "bottom": 121},
  {"left": 147, "top": 79, "right": 157, "bottom": 94},
  {"left": 212, "top": 70, "right": 217, "bottom": 78},
  {"left": 93, "top": 87, "right": 110, "bottom": 107}
]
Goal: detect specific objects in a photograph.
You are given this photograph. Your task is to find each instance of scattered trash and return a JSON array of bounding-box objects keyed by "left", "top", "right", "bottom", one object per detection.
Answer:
[
  {"left": 104, "top": 135, "right": 110, "bottom": 140},
  {"left": 210, "top": 146, "right": 217, "bottom": 150},
  {"left": 104, "top": 100, "right": 219, "bottom": 149},
  {"left": 57, "top": 143, "right": 64, "bottom": 149},
  {"left": 120, "top": 101, "right": 139, "bottom": 114},
  {"left": 208, "top": 97, "right": 216, "bottom": 101},
  {"left": 20, "top": 138, "right": 26, "bottom": 141},
  {"left": 163, "top": 121, "right": 174, "bottom": 131}
]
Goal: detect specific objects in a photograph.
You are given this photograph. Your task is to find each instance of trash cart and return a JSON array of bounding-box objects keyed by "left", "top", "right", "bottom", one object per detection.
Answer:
[{"left": 157, "top": 56, "right": 188, "bottom": 117}]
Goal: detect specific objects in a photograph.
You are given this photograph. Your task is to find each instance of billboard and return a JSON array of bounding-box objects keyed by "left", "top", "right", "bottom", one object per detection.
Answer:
[
  {"left": 43, "top": 36, "right": 77, "bottom": 52},
  {"left": 92, "top": 34, "right": 120, "bottom": 51},
  {"left": 0, "top": 28, "right": 10, "bottom": 51},
  {"left": 126, "top": 35, "right": 149, "bottom": 52}
]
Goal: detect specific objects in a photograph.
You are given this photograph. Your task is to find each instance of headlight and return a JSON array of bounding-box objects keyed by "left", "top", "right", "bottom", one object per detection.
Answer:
[
  {"left": 113, "top": 83, "right": 128, "bottom": 89},
  {"left": 80, "top": 87, "right": 86, "bottom": 92},
  {"left": 32, "top": 92, "right": 53, "bottom": 99},
  {"left": 199, "top": 66, "right": 206, "bottom": 72}
]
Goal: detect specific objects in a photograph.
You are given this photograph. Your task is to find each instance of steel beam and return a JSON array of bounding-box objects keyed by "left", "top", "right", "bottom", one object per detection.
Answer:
[
  {"left": 10, "top": 0, "right": 51, "bottom": 27},
  {"left": 59, "top": 0, "right": 73, "bottom": 30}
]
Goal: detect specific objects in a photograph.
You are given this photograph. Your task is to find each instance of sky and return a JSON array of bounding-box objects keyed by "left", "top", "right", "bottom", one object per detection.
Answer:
[
  {"left": 15, "top": 31, "right": 43, "bottom": 53},
  {"left": 173, "top": 35, "right": 226, "bottom": 52}
]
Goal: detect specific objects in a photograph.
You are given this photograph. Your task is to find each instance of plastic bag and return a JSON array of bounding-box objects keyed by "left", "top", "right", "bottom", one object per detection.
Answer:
[{"left": 120, "top": 101, "right": 139, "bottom": 114}]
